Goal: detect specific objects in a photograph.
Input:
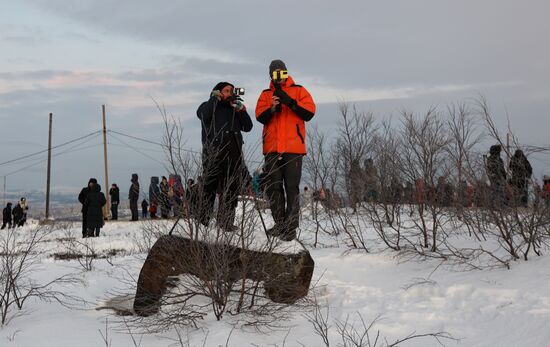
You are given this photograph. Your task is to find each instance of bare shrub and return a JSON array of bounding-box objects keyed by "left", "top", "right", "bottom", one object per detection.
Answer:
[{"left": 0, "top": 223, "right": 83, "bottom": 325}]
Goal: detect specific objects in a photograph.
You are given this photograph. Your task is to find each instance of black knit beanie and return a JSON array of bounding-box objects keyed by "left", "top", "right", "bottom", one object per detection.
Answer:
[
  {"left": 269, "top": 59, "right": 287, "bottom": 76},
  {"left": 212, "top": 82, "right": 234, "bottom": 92}
]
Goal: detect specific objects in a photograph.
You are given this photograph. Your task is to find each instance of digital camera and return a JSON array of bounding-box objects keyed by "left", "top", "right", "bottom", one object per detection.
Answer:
[{"left": 233, "top": 87, "right": 245, "bottom": 96}]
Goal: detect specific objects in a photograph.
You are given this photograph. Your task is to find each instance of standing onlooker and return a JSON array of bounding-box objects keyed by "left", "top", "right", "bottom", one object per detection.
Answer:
[
  {"left": 19, "top": 197, "right": 29, "bottom": 226},
  {"left": 486, "top": 145, "right": 507, "bottom": 206},
  {"left": 129, "top": 173, "right": 140, "bottom": 221},
  {"left": 141, "top": 199, "right": 149, "bottom": 219},
  {"left": 160, "top": 176, "right": 170, "bottom": 218},
  {"left": 84, "top": 183, "right": 106, "bottom": 237},
  {"left": 1, "top": 202, "right": 12, "bottom": 229},
  {"left": 12, "top": 202, "right": 24, "bottom": 227},
  {"left": 149, "top": 177, "right": 160, "bottom": 219},
  {"left": 109, "top": 183, "right": 120, "bottom": 220},
  {"left": 364, "top": 158, "right": 379, "bottom": 202},
  {"left": 78, "top": 178, "right": 98, "bottom": 238},
  {"left": 348, "top": 159, "right": 364, "bottom": 210},
  {"left": 509, "top": 149, "right": 533, "bottom": 207},
  {"left": 255, "top": 59, "right": 315, "bottom": 240},
  {"left": 197, "top": 81, "right": 253, "bottom": 231}
]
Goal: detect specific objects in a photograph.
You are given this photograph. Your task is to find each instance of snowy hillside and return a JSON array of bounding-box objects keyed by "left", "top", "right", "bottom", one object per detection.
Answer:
[{"left": 1, "top": 208, "right": 550, "bottom": 347}]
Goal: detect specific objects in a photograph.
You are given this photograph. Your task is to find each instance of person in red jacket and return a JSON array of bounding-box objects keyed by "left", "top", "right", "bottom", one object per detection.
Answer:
[{"left": 255, "top": 59, "right": 316, "bottom": 241}]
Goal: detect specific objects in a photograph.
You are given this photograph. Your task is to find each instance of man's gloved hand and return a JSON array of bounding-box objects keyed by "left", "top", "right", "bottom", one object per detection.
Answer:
[
  {"left": 273, "top": 88, "right": 296, "bottom": 107},
  {"left": 210, "top": 90, "right": 222, "bottom": 100},
  {"left": 232, "top": 99, "right": 246, "bottom": 111}
]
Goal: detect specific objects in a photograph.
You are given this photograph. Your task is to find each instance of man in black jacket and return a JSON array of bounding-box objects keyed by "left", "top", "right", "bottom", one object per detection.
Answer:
[
  {"left": 84, "top": 183, "right": 106, "bottom": 237},
  {"left": 109, "top": 183, "right": 120, "bottom": 220},
  {"left": 129, "top": 173, "right": 140, "bottom": 221},
  {"left": 509, "top": 149, "right": 532, "bottom": 207},
  {"left": 196, "top": 82, "right": 253, "bottom": 231},
  {"left": 78, "top": 178, "right": 98, "bottom": 237},
  {"left": 1, "top": 202, "right": 12, "bottom": 229},
  {"left": 486, "top": 145, "right": 507, "bottom": 206}
]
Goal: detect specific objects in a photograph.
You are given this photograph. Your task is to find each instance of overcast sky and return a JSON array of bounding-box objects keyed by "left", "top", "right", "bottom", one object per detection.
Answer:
[{"left": 1, "top": 0, "right": 549, "bottom": 199}]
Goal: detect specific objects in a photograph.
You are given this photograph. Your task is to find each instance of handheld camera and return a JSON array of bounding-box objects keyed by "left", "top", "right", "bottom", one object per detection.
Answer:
[{"left": 233, "top": 87, "right": 245, "bottom": 96}]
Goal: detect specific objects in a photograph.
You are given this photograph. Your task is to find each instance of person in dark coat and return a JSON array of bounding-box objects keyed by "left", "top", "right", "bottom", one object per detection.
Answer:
[
  {"left": 12, "top": 202, "right": 24, "bottom": 228},
  {"left": 486, "top": 145, "right": 507, "bottom": 206},
  {"left": 141, "top": 199, "right": 149, "bottom": 219},
  {"left": 197, "top": 81, "right": 253, "bottom": 231},
  {"left": 159, "top": 176, "right": 170, "bottom": 218},
  {"left": 19, "top": 197, "right": 29, "bottom": 226},
  {"left": 1, "top": 202, "right": 12, "bottom": 229},
  {"left": 109, "top": 183, "right": 120, "bottom": 220},
  {"left": 149, "top": 177, "right": 160, "bottom": 218},
  {"left": 79, "top": 178, "right": 98, "bottom": 237},
  {"left": 509, "top": 149, "right": 532, "bottom": 207},
  {"left": 129, "top": 173, "right": 140, "bottom": 221},
  {"left": 84, "top": 183, "right": 106, "bottom": 237}
]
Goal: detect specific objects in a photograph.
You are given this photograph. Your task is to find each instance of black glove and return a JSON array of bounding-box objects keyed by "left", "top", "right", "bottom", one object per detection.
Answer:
[{"left": 273, "top": 88, "right": 296, "bottom": 108}]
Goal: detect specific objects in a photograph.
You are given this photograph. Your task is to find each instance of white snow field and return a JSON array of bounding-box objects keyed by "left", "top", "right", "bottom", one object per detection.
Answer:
[{"left": 1, "top": 207, "right": 550, "bottom": 347}]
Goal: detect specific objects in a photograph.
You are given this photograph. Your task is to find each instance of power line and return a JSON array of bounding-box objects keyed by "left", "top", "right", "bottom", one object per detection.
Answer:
[
  {"left": 107, "top": 132, "right": 166, "bottom": 166},
  {"left": 108, "top": 129, "right": 265, "bottom": 165},
  {"left": 3, "top": 140, "right": 103, "bottom": 177},
  {"left": 0, "top": 130, "right": 101, "bottom": 167}
]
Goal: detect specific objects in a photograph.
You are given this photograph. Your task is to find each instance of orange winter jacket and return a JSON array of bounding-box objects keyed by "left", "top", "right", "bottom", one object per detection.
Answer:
[{"left": 255, "top": 76, "right": 315, "bottom": 155}]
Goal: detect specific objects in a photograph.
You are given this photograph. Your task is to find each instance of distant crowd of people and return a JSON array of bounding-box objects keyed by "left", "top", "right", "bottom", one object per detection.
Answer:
[
  {"left": 306, "top": 145, "right": 550, "bottom": 210},
  {"left": 77, "top": 174, "right": 199, "bottom": 238},
  {"left": 2, "top": 197, "right": 29, "bottom": 229}
]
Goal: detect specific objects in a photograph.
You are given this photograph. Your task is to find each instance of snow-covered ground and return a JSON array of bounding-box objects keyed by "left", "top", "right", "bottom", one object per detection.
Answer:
[{"left": 1, "top": 209, "right": 550, "bottom": 347}]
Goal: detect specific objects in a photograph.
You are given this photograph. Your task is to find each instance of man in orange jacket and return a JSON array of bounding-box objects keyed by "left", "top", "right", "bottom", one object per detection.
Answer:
[{"left": 255, "top": 60, "right": 316, "bottom": 241}]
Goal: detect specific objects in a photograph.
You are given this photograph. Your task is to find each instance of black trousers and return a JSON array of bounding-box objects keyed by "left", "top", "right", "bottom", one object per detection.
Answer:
[
  {"left": 1, "top": 221, "right": 11, "bottom": 229},
  {"left": 87, "top": 227, "right": 100, "bottom": 237},
  {"left": 264, "top": 153, "right": 303, "bottom": 235},
  {"left": 200, "top": 136, "right": 245, "bottom": 229},
  {"left": 82, "top": 212, "right": 87, "bottom": 237},
  {"left": 111, "top": 202, "right": 118, "bottom": 220},
  {"left": 130, "top": 199, "right": 138, "bottom": 221}
]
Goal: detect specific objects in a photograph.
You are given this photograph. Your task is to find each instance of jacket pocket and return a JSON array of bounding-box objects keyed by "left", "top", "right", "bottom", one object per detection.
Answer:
[{"left": 296, "top": 124, "right": 304, "bottom": 144}]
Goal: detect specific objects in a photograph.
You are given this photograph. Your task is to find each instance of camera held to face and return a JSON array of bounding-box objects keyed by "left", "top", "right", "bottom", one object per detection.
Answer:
[{"left": 233, "top": 87, "right": 245, "bottom": 96}]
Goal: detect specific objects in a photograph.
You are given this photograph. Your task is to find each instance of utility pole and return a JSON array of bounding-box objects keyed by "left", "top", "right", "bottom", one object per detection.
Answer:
[
  {"left": 45, "top": 113, "right": 53, "bottom": 220},
  {"left": 102, "top": 105, "right": 110, "bottom": 220}
]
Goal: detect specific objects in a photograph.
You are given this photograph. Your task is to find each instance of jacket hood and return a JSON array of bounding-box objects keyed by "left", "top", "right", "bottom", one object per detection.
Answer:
[
  {"left": 151, "top": 176, "right": 159, "bottom": 185},
  {"left": 131, "top": 173, "right": 139, "bottom": 182},
  {"left": 88, "top": 178, "right": 98, "bottom": 184}
]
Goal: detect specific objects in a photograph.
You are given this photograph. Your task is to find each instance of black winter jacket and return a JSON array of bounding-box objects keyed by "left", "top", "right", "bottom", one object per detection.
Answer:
[
  {"left": 84, "top": 184, "right": 106, "bottom": 229},
  {"left": 129, "top": 174, "right": 140, "bottom": 201},
  {"left": 109, "top": 186, "right": 120, "bottom": 203},
  {"left": 3, "top": 205, "right": 12, "bottom": 223},
  {"left": 78, "top": 187, "right": 92, "bottom": 213},
  {"left": 12, "top": 204, "right": 23, "bottom": 222},
  {"left": 197, "top": 97, "right": 253, "bottom": 147}
]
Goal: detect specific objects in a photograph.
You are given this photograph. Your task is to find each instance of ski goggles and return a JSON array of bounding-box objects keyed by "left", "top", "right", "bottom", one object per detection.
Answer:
[{"left": 271, "top": 69, "right": 288, "bottom": 81}]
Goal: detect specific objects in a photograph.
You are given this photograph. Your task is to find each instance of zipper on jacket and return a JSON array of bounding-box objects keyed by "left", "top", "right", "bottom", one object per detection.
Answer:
[{"left": 296, "top": 124, "right": 304, "bottom": 144}]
